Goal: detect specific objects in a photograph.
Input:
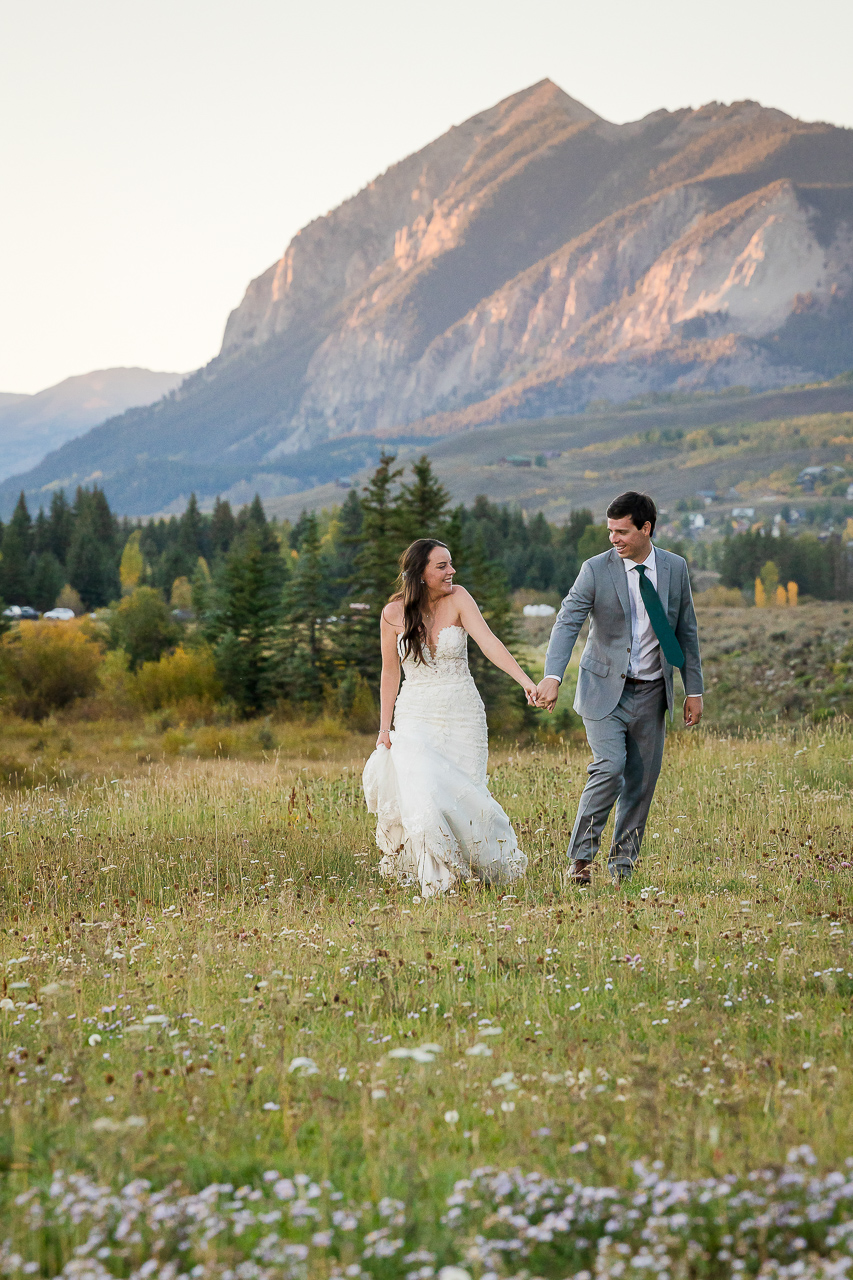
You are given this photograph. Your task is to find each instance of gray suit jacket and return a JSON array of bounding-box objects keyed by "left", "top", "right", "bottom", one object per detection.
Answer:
[{"left": 544, "top": 546, "right": 704, "bottom": 721}]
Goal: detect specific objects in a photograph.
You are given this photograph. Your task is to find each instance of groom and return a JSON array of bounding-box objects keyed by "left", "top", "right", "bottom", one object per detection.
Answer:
[{"left": 536, "top": 491, "right": 703, "bottom": 885}]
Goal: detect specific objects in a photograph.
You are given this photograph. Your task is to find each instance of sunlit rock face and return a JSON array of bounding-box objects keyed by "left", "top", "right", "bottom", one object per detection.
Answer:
[
  {"left": 220, "top": 84, "right": 853, "bottom": 446},
  {"left": 7, "top": 80, "right": 853, "bottom": 515}
]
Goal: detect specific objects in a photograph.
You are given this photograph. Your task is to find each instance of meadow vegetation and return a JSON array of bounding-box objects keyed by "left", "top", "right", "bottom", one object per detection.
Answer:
[{"left": 1, "top": 715, "right": 853, "bottom": 1275}]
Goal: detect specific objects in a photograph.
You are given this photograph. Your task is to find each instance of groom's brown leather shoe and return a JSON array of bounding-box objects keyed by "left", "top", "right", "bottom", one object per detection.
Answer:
[{"left": 568, "top": 860, "right": 591, "bottom": 885}]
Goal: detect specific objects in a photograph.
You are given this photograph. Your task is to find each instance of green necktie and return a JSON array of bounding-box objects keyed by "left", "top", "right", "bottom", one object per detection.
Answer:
[{"left": 634, "top": 563, "right": 684, "bottom": 668}]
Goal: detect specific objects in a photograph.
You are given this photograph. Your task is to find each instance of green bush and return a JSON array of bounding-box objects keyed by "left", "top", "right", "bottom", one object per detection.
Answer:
[{"left": 109, "top": 586, "right": 181, "bottom": 670}]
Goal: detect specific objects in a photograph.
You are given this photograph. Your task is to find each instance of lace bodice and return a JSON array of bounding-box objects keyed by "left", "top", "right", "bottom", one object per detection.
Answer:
[{"left": 398, "top": 624, "right": 471, "bottom": 684}]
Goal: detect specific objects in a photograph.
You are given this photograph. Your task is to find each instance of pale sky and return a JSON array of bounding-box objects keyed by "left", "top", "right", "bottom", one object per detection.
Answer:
[{"left": 1, "top": 0, "right": 850, "bottom": 394}]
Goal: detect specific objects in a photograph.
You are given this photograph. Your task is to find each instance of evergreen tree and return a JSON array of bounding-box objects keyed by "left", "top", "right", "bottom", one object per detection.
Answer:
[
  {"left": 289, "top": 508, "right": 316, "bottom": 552},
  {"left": 351, "top": 453, "right": 404, "bottom": 607},
  {"left": 31, "top": 553, "right": 66, "bottom": 612},
  {"left": 324, "top": 489, "right": 364, "bottom": 604},
  {"left": 46, "top": 490, "right": 74, "bottom": 563},
  {"left": 209, "top": 496, "right": 236, "bottom": 557},
  {"left": 339, "top": 453, "right": 404, "bottom": 690},
  {"left": 394, "top": 455, "right": 452, "bottom": 542},
  {"left": 576, "top": 522, "right": 611, "bottom": 562},
  {"left": 441, "top": 504, "right": 466, "bottom": 566},
  {"left": 0, "top": 494, "right": 34, "bottom": 604},
  {"left": 202, "top": 521, "right": 287, "bottom": 714},
  {"left": 160, "top": 494, "right": 206, "bottom": 584},
  {"left": 179, "top": 494, "right": 206, "bottom": 558},
  {"left": 33, "top": 508, "right": 51, "bottom": 556},
  {"left": 66, "top": 488, "right": 121, "bottom": 607},
  {"left": 458, "top": 525, "right": 525, "bottom": 731},
  {"left": 235, "top": 494, "right": 268, "bottom": 536},
  {"left": 275, "top": 512, "right": 334, "bottom": 704}
]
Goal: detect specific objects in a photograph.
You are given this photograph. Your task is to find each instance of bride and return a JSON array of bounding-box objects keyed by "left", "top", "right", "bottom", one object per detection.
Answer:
[{"left": 362, "top": 538, "right": 539, "bottom": 897}]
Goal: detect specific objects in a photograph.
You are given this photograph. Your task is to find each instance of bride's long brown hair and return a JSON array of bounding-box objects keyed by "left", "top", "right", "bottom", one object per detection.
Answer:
[{"left": 389, "top": 538, "right": 450, "bottom": 665}]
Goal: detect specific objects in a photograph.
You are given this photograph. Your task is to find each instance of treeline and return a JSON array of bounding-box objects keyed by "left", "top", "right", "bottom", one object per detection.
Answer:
[
  {"left": 190, "top": 454, "right": 603, "bottom": 725},
  {"left": 718, "top": 528, "right": 853, "bottom": 599},
  {"left": 0, "top": 488, "right": 268, "bottom": 613},
  {"left": 0, "top": 456, "right": 605, "bottom": 728}
]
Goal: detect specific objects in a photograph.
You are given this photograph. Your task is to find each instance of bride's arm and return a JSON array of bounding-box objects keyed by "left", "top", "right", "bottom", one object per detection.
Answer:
[
  {"left": 455, "top": 588, "right": 538, "bottom": 704},
  {"left": 377, "top": 610, "right": 402, "bottom": 748}
]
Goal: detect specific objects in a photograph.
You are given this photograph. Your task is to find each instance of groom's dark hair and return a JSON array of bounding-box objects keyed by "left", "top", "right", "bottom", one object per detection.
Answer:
[{"left": 606, "top": 491, "right": 657, "bottom": 534}]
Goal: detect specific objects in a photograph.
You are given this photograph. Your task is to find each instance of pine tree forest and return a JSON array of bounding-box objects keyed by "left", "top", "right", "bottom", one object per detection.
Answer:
[{"left": 1, "top": 457, "right": 852, "bottom": 731}]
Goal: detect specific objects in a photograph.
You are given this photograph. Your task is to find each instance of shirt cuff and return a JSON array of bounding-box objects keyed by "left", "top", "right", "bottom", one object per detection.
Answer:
[{"left": 543, "top": 673, "right": 562, "bottom": 684}]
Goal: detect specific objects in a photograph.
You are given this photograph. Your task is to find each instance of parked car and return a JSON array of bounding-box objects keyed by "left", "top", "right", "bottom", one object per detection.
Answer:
[
  {"left": 2, "top": 605, "right": 39, "bottom": 620},
  {"left": 43, "top": 607, "right": 76, "bottom": 621}
]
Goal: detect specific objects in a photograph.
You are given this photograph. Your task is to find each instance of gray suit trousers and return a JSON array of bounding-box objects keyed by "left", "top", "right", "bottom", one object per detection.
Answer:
[{"left": 567, "top": 677, "right": 667, "bottom": 875}]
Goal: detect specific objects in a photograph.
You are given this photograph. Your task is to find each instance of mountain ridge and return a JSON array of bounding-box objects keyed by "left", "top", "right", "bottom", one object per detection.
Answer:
[
  {"left": 2, "top": 80, "right": 852, "bottom": 516},
  {"left": 0, "top": 367, "right": 185, "bottom": 486}
]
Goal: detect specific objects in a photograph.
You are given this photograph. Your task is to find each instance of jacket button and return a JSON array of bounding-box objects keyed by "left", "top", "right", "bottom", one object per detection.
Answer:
[
  {"left": 627, "top": 647, "right": 631, "bottom": 652},
  {"left": 620, "top": 673, "right": 626, "bottom": 679}
]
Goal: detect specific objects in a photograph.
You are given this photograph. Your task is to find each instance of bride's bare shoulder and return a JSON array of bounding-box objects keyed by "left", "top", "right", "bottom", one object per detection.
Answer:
[
  {"left": 449, "top": 584, "right": 477, "bottom": 611},
  {"left": 381, "top": 600, "right": 404, "bottom": 629}
]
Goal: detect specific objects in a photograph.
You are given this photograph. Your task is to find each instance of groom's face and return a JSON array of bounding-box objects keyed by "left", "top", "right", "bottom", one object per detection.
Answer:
[{"left": 607, "top": 515, "right": 652, "bottom": 559}]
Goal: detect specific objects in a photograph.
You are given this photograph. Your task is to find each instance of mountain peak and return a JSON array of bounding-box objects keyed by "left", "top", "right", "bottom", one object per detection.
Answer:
[{"left": 4, "top": 83, "right": 852, "bottom": 516}]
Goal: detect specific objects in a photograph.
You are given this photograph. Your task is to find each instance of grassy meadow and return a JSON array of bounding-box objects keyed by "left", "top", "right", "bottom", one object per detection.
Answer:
[{"left": 2, "top": 704, "right": 853, "bottom": 1276}]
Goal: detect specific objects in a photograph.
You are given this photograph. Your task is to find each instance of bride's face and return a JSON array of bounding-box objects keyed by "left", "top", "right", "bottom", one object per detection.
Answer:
[{"left": 423, "top": 546, "right": 455, "bottom": 598}]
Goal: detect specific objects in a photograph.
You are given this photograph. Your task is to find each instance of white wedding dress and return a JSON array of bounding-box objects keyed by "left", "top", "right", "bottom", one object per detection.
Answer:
[{"left": 362, "top": 625, "right": 527, "bottom": 897}]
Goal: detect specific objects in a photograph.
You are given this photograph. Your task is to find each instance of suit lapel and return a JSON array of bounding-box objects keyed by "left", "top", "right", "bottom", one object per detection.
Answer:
[
  {"left": 607, "top": 548, "right": 631, "bottom": 631},
  {"left": 656, "top": 548, "right": 671, "bottom": 616}
]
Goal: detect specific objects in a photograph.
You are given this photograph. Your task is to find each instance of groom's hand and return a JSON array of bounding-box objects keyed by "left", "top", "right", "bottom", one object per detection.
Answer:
[
  {"left": 683, "top": 695, "right": 703, "bottom": 727},
  {"left": 535, "top": 677, "right": 560, "bottom": 712}
]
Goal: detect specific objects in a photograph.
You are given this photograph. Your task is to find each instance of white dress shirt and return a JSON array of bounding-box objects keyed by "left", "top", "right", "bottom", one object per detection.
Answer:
[{"left": 622, "top": 546, "right": 662, "bottom": 680}]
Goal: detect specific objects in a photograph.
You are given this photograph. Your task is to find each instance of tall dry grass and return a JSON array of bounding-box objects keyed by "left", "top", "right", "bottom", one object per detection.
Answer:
[{"left": 0, "top": 721, "right": 852, "bottom": 1268}]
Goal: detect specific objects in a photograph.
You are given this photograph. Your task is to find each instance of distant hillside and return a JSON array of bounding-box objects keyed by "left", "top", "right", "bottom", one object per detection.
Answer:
[
  {"left": 3, "top": 78, "right": 853, "bottom": 516},
  {"left": 262, "top": 380, "right": 853, "bottom": 522},
  {"left": 0, "top": 367, "right": 185, "bottom": 485}
]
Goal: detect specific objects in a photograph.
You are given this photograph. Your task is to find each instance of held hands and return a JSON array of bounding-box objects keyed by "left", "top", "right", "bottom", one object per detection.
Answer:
[
  {"left": 534, "top": 677, "right": 560, "bottom": 712},
  {"left": 376, "top": 728, "right": 392, "bottom": 750},
  {"left": 521, "top": 679, "right": 539, "bottom": 707}
]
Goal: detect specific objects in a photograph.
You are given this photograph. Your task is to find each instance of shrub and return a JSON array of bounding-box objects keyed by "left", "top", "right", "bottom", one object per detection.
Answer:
[
  {"left": 334, "top": 668, "right": 377, "bottom": 731},
  {"left": 162, "top": 728, "right": 190, "bottom": 756},
  {"left": 109, "top": 586, "right": 181, "bottom": 670},
  {"left": 192, "top": 726, "right": 237, "bottom": 758},
  {"left": 695, "top": 585, "right": 745, "bottom": 607},
  {"left": 56, "top": 584, "right": 84, "bottom": 615},
  {"left": 0, "top": 621, "right": 102, "bottom": 720},
  {"left": 133, "top": 644, "right": 223, "bottom": 711}
]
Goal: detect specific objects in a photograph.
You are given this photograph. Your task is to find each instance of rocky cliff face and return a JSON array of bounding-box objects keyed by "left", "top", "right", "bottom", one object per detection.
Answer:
[
  {"left": 6, "top": 80, "right": 853, "bottom": 514},
  {"left": 216, "top": 86, "right": 853, "bottom": 449}
]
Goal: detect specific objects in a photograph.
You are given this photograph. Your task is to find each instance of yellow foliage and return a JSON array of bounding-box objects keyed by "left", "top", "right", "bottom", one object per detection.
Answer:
[
  {"left": 55, "top": 584, "right": 84, "bottom": 615},
  {"left": 132, "top": 645, "right": 222, "bottom": 711},
  {"left": 787, "top": 581, "right": 799, "bottom": 606},
  {"left": 119, "top": 531, "right": 145, "bottom": 594},
  {"left": 0, "top": 620, "right": 102, "bottom": 719},
  {"left": 775, "top": 585, "right": 788, "bottom": 607},
  {"left": 170, "top": 577, "right": 193, "bottom": 610},
  {"left": 759, "top": 561, "right": 779, "bottom": 597},
  {"left": 754, "top": 578, "right": 767, "bottom": 608},
  {"left": 192, "top": 727, "right": 237, "bottom": 759}
]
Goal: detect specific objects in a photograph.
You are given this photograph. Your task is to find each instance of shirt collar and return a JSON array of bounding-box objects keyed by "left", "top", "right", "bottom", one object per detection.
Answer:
[{"left": 622, "top": 544, "right": 656, "bottom": 574}]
